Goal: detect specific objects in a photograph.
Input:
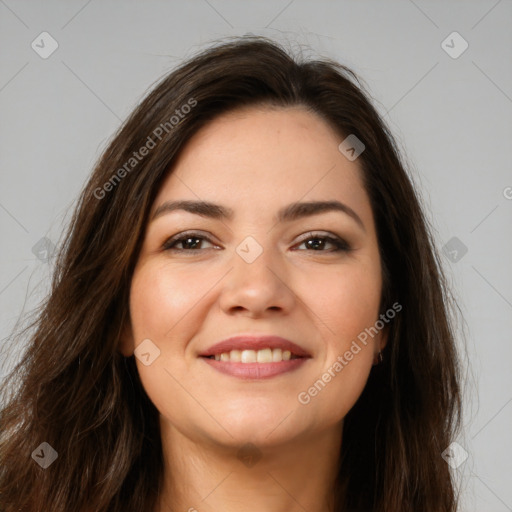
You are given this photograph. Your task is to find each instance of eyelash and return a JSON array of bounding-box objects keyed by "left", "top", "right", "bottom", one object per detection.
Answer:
[{"left": 162, "top": 231, "right": 351, "bottom": 254}]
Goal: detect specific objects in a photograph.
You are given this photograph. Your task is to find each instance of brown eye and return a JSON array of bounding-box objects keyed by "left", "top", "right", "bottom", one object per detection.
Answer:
[
  {"left": 162, "top": 232, "right": 216, "bottom": 252},
  {"left": 294, "top": 233, "right": 351, "bottom": 252}
]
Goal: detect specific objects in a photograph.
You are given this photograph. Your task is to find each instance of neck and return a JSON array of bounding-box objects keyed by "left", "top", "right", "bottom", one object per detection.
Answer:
[{"left": 155, "top": 420, "right": 343, "bottom": 512}]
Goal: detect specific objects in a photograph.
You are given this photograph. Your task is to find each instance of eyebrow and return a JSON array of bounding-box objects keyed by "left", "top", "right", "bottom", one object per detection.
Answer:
[{"left": 152, "top": 199, "right": 365, "bottom": 231}]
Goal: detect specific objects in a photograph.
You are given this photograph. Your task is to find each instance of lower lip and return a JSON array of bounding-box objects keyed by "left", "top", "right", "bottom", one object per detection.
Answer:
[{"left": 200, "top": 357, "right": 308, "bottom": 379}]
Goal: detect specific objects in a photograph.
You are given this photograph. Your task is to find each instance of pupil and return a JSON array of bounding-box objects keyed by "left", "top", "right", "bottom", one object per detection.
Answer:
[
  {"left": 307, "top": 238, "right": 323, "bottom": 250},
  {"left": 185, "top": 238, "right": 200, "bottom": 249}
]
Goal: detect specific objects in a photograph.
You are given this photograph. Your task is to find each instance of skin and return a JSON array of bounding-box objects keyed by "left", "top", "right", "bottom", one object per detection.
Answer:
[{"left": 119, "top": 106, "right": 388, "bottom": 512}]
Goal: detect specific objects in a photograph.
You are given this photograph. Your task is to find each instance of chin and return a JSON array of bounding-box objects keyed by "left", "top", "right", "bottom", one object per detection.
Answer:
[{"left": 208, "top": 402, "right": 306, "bottom": 447}]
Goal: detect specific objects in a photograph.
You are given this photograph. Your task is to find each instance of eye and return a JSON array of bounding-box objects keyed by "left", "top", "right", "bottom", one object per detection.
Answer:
[
  {"left": 162, "top": 231, "right": 351, "bottom": 254},
  {"left": 162, "top": 231, "right": 217, "bottom": 252},
  {"left": 293, "top": 232, "right": 351, "bottom": 253}
]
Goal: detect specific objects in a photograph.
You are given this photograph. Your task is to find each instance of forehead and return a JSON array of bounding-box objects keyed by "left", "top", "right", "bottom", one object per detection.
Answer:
[{"left": 152, "top": 106, "right": 373, "bottom": 227}]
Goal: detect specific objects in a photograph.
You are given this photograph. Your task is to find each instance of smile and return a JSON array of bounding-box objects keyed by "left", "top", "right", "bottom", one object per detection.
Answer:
[
  {"left": 198, "top": 334, "right": 311, "bottom": 379},
  {"left": 205, "top": 347, "right": 301, "bottom": 363},
  {"left": 200, "top": 347, "right": 310, "bottom": 380}
]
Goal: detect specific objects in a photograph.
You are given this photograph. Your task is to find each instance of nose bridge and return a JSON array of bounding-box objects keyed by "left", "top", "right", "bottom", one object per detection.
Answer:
[
  {"left": 219, "top": 234, "right": 293, "bottom": 315},
  {"left": 233, "top": 233, "right": 279, "bottom": 287}
]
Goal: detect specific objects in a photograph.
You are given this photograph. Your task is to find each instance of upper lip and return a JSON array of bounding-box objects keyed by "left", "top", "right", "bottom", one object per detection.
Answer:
[{"left": 199, "top": 335, "right": 311, "bottom": 358}]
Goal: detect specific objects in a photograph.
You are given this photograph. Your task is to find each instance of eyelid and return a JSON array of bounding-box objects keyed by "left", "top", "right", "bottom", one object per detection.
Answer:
[
  {"left": 162, "top": 230, "right": 351, "bottom": 253},
  {"left": 292, "top": 231, "right": 352, "bottom": 251},
  {"left": 162, "top": 230, "right": 219, "bottom": 250}
]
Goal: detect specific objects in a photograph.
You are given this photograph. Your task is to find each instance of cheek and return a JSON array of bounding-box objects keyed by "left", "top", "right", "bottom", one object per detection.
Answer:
[
  {"left": 300, "top": 260, "right": 382, "bottom": 342},
  {"left": 294, "top": 262, "right": 381, "bottom": 416},
  {"left": 128, "top": 263, "right": 216, "bottom": 430},
  {"left": 129, "top": 262, "right": 211, "bottom": 342}
]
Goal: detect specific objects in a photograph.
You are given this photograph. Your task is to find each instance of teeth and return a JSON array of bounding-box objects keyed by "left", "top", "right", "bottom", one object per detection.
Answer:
[
  {"left": 211, "top": 348, "right": 295, "bottom": 363},
  {"left": 257, "top": 348, "right": 272, "bottom": 363}
]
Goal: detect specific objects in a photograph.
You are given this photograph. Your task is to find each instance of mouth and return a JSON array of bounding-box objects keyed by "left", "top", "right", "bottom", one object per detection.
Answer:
[
  {"left": 202, "top": 347, "right": 303, "bottom": 363},
  {"left": 198, "top": 335, "right": 311, "bottom": 380}
]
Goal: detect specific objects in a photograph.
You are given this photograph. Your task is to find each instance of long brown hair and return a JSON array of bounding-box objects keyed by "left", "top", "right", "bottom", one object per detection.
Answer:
[{"left": 0, "top": 36, "right": 463, "bottom": 511}]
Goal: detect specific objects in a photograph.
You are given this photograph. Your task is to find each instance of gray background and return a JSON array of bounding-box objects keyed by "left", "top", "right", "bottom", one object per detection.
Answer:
[{"left": 1, "top": 1, "right": 511, "bottom": 510}]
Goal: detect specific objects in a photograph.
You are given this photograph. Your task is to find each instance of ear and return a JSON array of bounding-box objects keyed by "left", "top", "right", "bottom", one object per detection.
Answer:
[
  {"left": 372, "top": 324, "right": 390, "bottom": 365},
  {"left": 117, "top": 321, "right": 135, "bottom": 357},
  {"left": 378, "top": 323, "right": 390, "bottom": 352}
]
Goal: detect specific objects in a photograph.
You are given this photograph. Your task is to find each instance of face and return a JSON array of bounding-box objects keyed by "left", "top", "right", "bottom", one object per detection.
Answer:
[{"left": 120, "top": 106, "right": 387, "bottom": 449}]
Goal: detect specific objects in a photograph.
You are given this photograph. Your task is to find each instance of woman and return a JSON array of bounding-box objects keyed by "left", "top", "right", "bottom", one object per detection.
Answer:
[{"left": 0, "top": 36, "right": 463, "bottom": 512}]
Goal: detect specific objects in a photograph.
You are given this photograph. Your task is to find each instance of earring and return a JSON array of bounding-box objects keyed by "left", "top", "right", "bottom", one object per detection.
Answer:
[{"left": 373, "top": 350, "right": 384, "bottom": 366}]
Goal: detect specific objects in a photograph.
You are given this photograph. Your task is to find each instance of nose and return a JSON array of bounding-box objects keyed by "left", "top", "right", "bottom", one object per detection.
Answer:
[{"left": 218, "top": 241, "right": 296, "bottom": 318}]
